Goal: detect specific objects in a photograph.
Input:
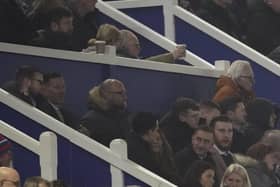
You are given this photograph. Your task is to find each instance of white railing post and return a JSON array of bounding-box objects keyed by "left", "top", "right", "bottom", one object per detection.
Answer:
[
  {"left": 39, "top": 131, "right": 57, "bottom": 181},
  {"left": 110, "top": 139, "right": 127, "bottom": 187},
  {"left": 163, "top": 0, "right": 177, "bottom": 41}
]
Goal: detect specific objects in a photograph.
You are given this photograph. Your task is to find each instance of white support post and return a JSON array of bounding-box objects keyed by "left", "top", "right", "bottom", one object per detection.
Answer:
[
  {"left": 215, "top": 60, "right": 231, "bottom": 72},
  {"left": 39, "top": 131, "right": 58, "bottom": 181},
  {"left": 110, "top": 139, "right": 127, "bottom": 187},
  {"left": 163, "top": 0, "right": 177, "bottom": 41}
]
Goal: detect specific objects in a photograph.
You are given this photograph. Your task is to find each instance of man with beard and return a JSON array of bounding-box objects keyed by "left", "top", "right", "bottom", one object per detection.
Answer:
[
  {"left": 30, "top": 7, "right": 74, "bottom": 50},
  {"left": 79, "top": 79, "right": 131, "bottom": 147},
  {"left": 210, "top": 116, "right": 234, "bottom": 166}
]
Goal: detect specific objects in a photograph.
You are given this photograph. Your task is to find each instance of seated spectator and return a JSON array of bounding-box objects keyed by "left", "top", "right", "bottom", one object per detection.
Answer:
[
  {"left": 127, "top": 112, "right": 180, "bottom": 185},
  {"left": 210, "top": 116, "right": 235, "bottom": 167},
  {"left": 23, "top": 176, "right": 49, "bottom": 187},
  {"left": 199, "top": 100, "right": 221, "bottom": 126},
  {"left": 2, "top": 65, "right": 43, "bottom": 106},
  {"left": 65, "top": 0, "right": 99, "bottom": 51},
  {"left": 212, "top": 60, "right": 255, "bottom": 104},
  {"left": 117, "top": 29, "right": 186, "bottom": 63},
  {"left": 38, "top": 72, "right": 79, "bottom": 129},
  {"left": 247, "top": 0, "right": 280, "bottom": 54},
  {"left": 79, "top": 79, "right": 131, "bottom": 147},
  {"left": 219, "top": 96, "right": 248, "bottom": 153},
  {"left": 30, "top": 7, "right": 74, "bottom": 50},
  {"left": 175, "top": 126, "right": 215, "bottom": 178},
  {"left": 182, "top": 160, "right": 215, "bottom": 187},
  {"left": 196, "top": 0, "right": 242, "bottom": 40},
  {"left": 83, "top": 23, "right": 120, "bottom": 52},
  {"left": 246, "top": 143, "right": 280, "bottom": 187},
  {"left": 0, "top": 167, "right": 20, "bottom": 187},
  {"left": 160, "top": 97, "right": 200, "bottom": 153},
  {"left": 245, "top": 98, "right": 277, "bottom": 148},
  {"left": 220, "top": 163, "right": 252, "bottom": 187},
  {"left": 0, "top": 135, "right": 12, "bottom": 167}
]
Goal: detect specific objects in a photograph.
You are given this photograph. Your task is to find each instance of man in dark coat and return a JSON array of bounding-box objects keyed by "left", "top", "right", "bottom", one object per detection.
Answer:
[
  {"left": 175, "top": 126, "right": 215, "bottom": 178},
  {"left": 79, "top": 79, "right": 131, "bottom": 147},
  {"left": 127, "top": 112, "right": 180, "bottom": 185},
  {"left": 160, "top": 97, "right": 200, "bottom": 153}
]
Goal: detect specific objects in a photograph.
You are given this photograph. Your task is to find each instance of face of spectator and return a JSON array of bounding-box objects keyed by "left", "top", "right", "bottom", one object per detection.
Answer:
[
  {"left": 213, "top": 121, "right": 233, "bottom": 151},
  {"left": 52, "top": 17, "right": 74, "bottom": 34},
  {"left": 237, "top": 66, "right": 254, "bottom": 92},
  {"left": 30, "top": 72, "right": 43, "bottom": 95},
  {"left": 228, "top": 102, "right": 247, "bottom": 124},
  {"left": 179, "top": 109, "right": 200, "bottom": 129},
  {"left": 143, "top": 127, "right": 162, "bottom": 153},
  {"left": 105, "top": 81, "right": 127, "bottom": 110},
  {"left": 264, "top": 151, "right": 280, "bottom": 171},
  {"left": 126, "top": 33, "right": 141, "bottom": 58},
  {"left": 200, "top": 169, "right": 215, "bottom": 187},
  {"left": 200, "top": 107, "right": 221, "bottom": 125},
  {"left": 45, "top": 77, "right": 65, "bottom": 106},
  {"left": 192, "top": 130, "right": 213, "bottom": 157},
  {"left": 224, "top": 172, "right": 244, "bottom": 187}
]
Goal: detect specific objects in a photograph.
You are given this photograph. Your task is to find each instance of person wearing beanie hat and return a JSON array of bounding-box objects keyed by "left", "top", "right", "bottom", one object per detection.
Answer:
[
  {"left": 0, "top": 135, "right": 12, "bottom": 167},
  {"left": 245, "top": 98, "right": 277, "bottom": 148},
  {"left": 127, "top": 112, "right": 181, "bottom": 185}
]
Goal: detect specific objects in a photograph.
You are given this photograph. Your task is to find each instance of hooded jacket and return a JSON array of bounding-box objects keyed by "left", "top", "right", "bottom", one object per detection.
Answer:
[
  {"left": 212, "top": 76, "right": 254, "bottom": 104},
  {"left": 79, "top": 86, "right": 131, "bottom": 147}
]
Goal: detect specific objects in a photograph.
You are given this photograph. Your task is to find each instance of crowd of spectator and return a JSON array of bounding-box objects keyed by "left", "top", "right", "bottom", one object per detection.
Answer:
[
  {"left": 1, "top": 0, "right": 280, "bottom": 186},
  {"left": 1, "top": 59, "right": 280, "bottom": 187}
]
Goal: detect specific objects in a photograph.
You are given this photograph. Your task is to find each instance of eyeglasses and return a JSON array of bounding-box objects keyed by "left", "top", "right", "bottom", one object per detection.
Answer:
[{"left": 0, "top": 179, "right": 20, "bottom": 187}]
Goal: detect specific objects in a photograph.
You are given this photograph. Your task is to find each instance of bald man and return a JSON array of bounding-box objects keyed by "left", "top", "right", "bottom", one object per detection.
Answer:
[
  {"left": 0, "top": 167, "right": 20, "bottom": 187},
  {"left": 79, "top": 79, "right": 131, "bottom": 146}
]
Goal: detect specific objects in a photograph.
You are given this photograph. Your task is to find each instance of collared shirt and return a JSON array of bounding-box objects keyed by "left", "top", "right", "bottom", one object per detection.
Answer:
[{"left": 213, "top": 144, "right": 234, "bottom": 166}]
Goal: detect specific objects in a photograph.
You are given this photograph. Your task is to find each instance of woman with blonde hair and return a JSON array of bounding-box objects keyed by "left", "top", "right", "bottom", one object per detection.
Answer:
[{"left": 220, "top": 163, "right": 251, "bottom": 187}]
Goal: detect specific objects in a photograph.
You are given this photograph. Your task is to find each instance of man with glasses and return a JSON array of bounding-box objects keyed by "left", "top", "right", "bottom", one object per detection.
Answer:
[
  {"left": 79, "top": 79, "right": 131, "bottom": 147},
  {"left": 0, "top": 167, "right": 20, "bottom": 187}
]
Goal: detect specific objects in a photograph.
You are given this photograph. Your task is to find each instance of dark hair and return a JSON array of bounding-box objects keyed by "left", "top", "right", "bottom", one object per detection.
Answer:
[
  {"left": 183, "top": 160, "right": 215, "bottom": 187},
  {"left": 246, "top": 143, "right": 275, "bottom": 161},
  {"left": 43, "top": 72, "right": 63, "bottom": 84},
  {"left": 46, "top": 7, "right": 72, "bottom": 26},
  {"left": 51, "top": 179, "right": 68, "bottom": 187},
  {"left": 193, "top": 125, "right": 213, "bottom": 136},
  {"left": 209, "top": 115, "right": 232, "bottom": 129},
  {"left": 15, "top": 65, "right": 39, "bottom": 83},
  {"left": 132, "top": 112, "right": 157, "bottom": 136},
  {"left": 200, "top": 100, "right": 221, "bottom": 111},
  {"left": 219, "top": 96, "right": 243, "bottom": 114},
  {"left": 172, "top": 97, "right": 199, "bottom": 117}
]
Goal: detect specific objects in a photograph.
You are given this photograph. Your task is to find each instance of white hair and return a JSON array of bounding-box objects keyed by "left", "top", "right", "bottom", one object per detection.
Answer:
[{"left": 226, "top": 60, "right": 254, "bottom": 81}]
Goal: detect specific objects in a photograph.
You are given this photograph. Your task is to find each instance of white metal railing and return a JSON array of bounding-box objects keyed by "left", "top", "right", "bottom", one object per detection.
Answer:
[
  {"left": 0, "top": 42, "right": 225, "bottom": 78},
  {"left": 0, "top": 89, "right": 176, "bottom": 187},
  {"left": 0, "top": 120, "right": 57, "bottom": 181},
  {"left": 102, "top": 0, "right": 280, "bottom": 76},
  {"left": 96, "top": 0, "right": 215, "bottom": 69}
]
